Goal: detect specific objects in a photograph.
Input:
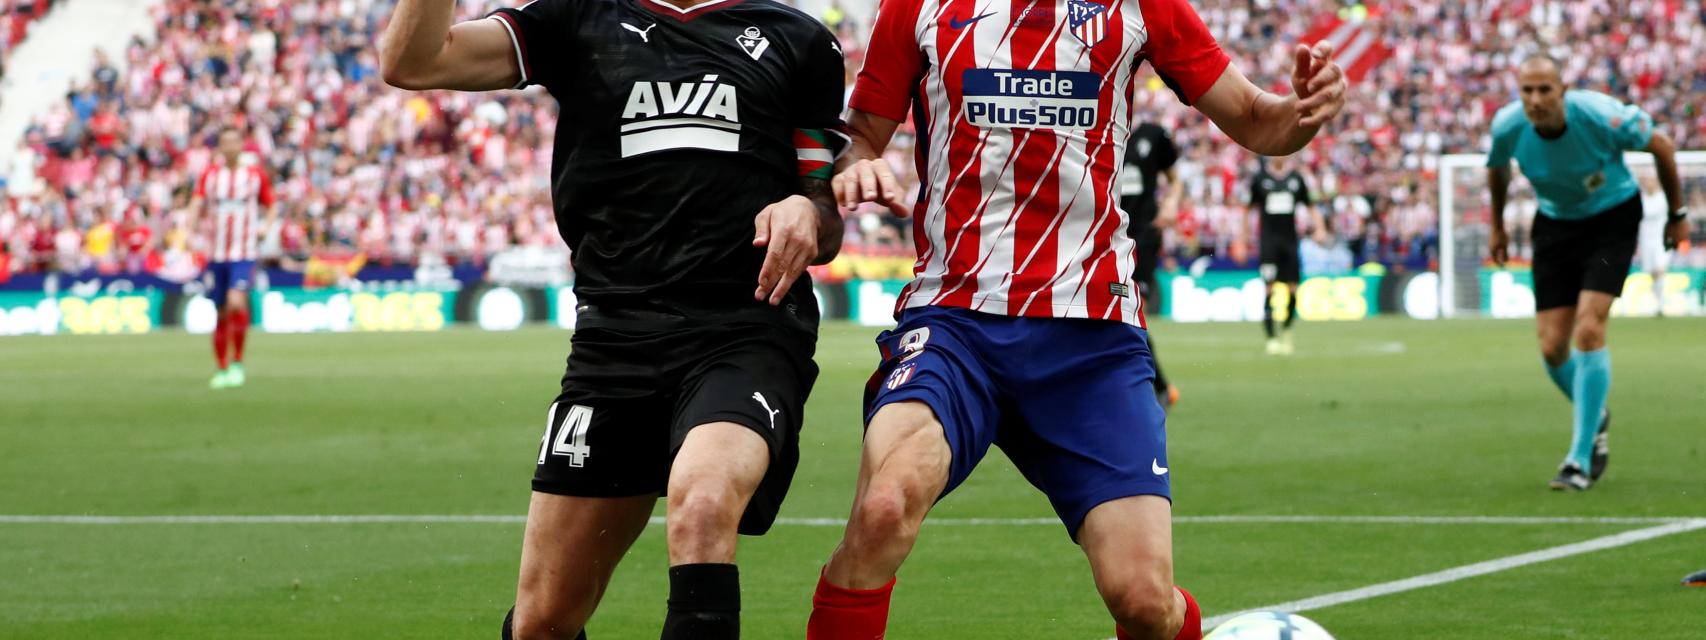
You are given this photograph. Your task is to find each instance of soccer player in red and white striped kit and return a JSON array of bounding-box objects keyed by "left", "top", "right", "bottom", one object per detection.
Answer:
[
  {"left": 192, "top": 127, "right": 276, "bottom": 390},
  {"left": 810, "top": 0, "right": 1347, "bottom": 638}
]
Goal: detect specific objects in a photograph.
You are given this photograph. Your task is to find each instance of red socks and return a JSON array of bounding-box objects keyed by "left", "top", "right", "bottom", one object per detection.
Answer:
[
  {"left": 229, "top": 308, "right": 249, "bottom": 363},
  {"left": 808, "top": 571, "right": 1195, "bottom": 640},
  {"left": 806, "top": 568, "right": 894, "bottom": 640},
  {"left": 1175, "top": 587, "right": 1202, "bottom": 640},
  {"left": 1116, "top": 587, "right": 1201, "bottom": 640},
  {"left": 212, "top": 315, "right": 229, "bottom": 369}
]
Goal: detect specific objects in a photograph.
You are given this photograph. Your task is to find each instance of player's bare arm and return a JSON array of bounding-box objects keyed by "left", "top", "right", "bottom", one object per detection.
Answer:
[
  {"left": 1301, "top": 169, "right": 1329, "bottom": 245},
  {"left": 1157, "top": 167, "right": 1184, "bottom": 228},
  {"left": 802, "top": 178, "right": 845, "bottom": 265},
  {"left": 832, "top": 110, "right": 910, "bottom": 217},
  {"left": 186, "top": 190, "right": 207, "bottom": 236},
  {"left": 1196, "top": 42, "right": 1346, "bottom": 156},
  {"left": 1488, "top": 164, "right": 1513, "bottom": 265},
  {"left": 1308, "top": 205, "right": 1331, "bottom": 246},
  {"left": 753, "top": 177, "right": 842, "bottom": 305},
  {"left": 380, "top": 0, "right": 521, "bottom": 91},
  {"left": 1646, "top": 130, "right": 1689, "bottom": 249}
]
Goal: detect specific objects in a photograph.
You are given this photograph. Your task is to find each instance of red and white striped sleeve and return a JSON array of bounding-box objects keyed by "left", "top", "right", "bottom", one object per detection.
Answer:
[
  {"left": 1137, "top": 0, "right": 1231, "bottom": 106},
  {"left": 254, "top": 168, "right": 276, "bottom": 207},
  {"left": 194, "top": 167, "right": 212, "bottom": 199},
  {"left": 849, "top": 0, "right": 926, "bottom": 122}
]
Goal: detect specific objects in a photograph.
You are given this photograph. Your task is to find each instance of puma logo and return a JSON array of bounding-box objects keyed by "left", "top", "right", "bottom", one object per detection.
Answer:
[
  {"left": 621, "top": 22, "right": 656, "bottom": 43},
  {"left": 752, "top": 392, "right": 781, "bottom": 430}
]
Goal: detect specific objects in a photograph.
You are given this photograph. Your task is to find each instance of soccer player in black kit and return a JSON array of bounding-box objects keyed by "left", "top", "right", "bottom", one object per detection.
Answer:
[
  {"left": 381, "top": 1, "right": 846, "bottom": 638},
  {"left": 1243, "top": 155, "right": 1327, "bottom": 356},
  {"left": 1120, "top": 122, "right": 1183, "bottom": 407}
]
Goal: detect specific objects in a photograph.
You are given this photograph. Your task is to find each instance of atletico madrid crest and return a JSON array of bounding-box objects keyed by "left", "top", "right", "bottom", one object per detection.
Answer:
[
  {"left": 886, "top": 363, "right": 916, "bottom": 390},
  {"left": 1068, "top": 0, "right": 1108, "bottom": 47}
]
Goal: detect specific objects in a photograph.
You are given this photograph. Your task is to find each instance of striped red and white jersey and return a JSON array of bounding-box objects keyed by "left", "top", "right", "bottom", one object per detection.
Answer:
[
  {"left": 196, "top": 163, "right": 275, "bottom": 263},
  {"left": 853, "top": 0, "right": 1230, "bottom": 326}
]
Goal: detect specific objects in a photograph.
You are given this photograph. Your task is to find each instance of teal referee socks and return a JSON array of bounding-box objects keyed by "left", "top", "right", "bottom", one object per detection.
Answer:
[
  {"left": 1543, "top": 353, "right": 1577, "bottom": 401},
  {"left": 1567, "top": 348, "right": 1611, "bottom": 472}
]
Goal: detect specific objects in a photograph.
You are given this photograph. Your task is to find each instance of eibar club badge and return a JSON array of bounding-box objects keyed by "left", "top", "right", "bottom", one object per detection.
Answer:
[
  {"left": 736, "top": 26, "right": 770, "bottom": 60},
  {"left": 1068, "top": 0, "right": 1108, "bottom": 47}
]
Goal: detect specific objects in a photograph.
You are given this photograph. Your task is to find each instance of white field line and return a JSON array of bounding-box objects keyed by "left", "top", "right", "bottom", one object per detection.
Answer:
[
  {"left": 0, "top": 514, "right": 1699, "bottom": 526},
  {"left": 1196, "top": 518, "right": 1706, "bottom": 630},
  {"left": 5, "top": 512, "right": 1703, "bottom": 637}
]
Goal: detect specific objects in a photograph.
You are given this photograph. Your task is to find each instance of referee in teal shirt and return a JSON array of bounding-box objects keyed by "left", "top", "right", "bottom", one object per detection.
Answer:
[{"left": 1487, "top": 54, "right": 1689, "bottom": 492}]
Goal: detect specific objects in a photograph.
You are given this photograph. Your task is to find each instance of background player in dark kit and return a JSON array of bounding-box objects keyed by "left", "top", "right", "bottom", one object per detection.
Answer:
[
  {"left": 381, "top": 0, "right": 847, "bottom": 637},
  {"left": 1244, "top": 154, "right": 1327, "bottom": 355},
  {"left": 1120, "top": 122, "right": 1183, "bottom": 407}
]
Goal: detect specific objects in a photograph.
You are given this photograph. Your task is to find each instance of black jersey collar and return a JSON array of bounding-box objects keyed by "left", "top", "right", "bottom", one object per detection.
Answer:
[{"left": 638, "top": 0, "right": 747, "bottom": 22}]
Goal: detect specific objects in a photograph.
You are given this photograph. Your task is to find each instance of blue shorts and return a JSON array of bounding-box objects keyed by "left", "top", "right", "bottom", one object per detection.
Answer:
[
  {"left": 206, "top": 260, "right": 255, "bottom": 307},
  {"left": 864, "top": 306, "right": 1168, "bottom": 541}
]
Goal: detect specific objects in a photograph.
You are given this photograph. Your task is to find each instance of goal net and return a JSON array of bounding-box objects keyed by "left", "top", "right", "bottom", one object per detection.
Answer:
[{"left": 1437, "top": 151, "right": 1706, "bottom": 318}]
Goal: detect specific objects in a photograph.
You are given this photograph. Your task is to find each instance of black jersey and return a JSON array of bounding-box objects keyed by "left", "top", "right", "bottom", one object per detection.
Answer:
[
  {"left": 490, "top": 0, "right": 845, "bottom": 308},
  {"left": 1249, "top": 168, "right": 1312, "bottom": 243},
  {"left": 1119, "top": 123, "right": 1179, "bottom": 232}
]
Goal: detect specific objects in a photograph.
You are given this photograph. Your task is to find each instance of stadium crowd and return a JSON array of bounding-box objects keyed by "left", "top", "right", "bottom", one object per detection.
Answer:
[
  {"left": 0, "top": 0, "right": 57, "bottom": 79},
  {"left": 0, "top": 0, "right": 559, "bottom": 279},
  {"left": 832, "top": 0, "right": 1706, "bottom": 271},
  {"left": 3, "top": 0, "right": 1705, "bottom": 278}
]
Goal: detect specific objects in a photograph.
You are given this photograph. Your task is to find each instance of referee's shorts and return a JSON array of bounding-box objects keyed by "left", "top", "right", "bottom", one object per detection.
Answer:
[{"left": 1531, "top": 194, "right": 1642, "bottom": 311}]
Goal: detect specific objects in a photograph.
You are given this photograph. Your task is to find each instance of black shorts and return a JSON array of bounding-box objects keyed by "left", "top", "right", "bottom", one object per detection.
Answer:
[
  {"left": 1133, "top": 225, "right": 1162, "bottom": 303},
  {"left": 1532, "top": 194, "right": 1642, "bottom": 311},
  {"left": 1259, "top": 236, "right": 1301, "bottom": 284},
  {"left": 533, "top": 302, "right": 819, "bottom": 536}
]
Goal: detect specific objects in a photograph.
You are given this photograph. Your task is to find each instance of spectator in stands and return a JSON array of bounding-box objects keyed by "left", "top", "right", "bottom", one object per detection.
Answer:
[{"left": 7, "top": 0, "right": 1704, "bottom": 276}]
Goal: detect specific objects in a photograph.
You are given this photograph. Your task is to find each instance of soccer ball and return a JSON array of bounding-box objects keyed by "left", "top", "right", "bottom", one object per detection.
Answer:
[{"left": 1204, "top": 611, "right": 1335, "bottom": 640}]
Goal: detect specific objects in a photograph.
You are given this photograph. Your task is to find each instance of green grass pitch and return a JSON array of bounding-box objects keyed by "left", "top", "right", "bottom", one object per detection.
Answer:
[{"left": 2, "top": 317, "right": 1703, "bottom": 638}]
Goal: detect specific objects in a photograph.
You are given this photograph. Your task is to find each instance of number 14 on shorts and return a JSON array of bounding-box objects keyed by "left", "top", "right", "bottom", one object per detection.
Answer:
[{"left": 538, "top": 403, "right": 593, "bottom": 467}]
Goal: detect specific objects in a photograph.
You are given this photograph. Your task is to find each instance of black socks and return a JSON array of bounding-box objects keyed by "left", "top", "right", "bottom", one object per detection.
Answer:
[
  {"left": 502, "top": 564, "right": 738, "bottom": 640},
  {"left": 660, "top": 563, "right": 741, "bottom": 640},
  {"left": 1284, "top": 285, "right": 1299, "bottom": 329},
  {"left": 501, "top": 605, "right": 586, "bottom": 640}
]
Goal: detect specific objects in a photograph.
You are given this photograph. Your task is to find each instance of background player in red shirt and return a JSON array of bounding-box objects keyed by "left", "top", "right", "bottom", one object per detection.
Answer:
[
  {"left": 192, "top": 127, "right": 276, "bottom": 390},
  {"left": 810, "top": 0, "right": 1347, "bottom": 638}
]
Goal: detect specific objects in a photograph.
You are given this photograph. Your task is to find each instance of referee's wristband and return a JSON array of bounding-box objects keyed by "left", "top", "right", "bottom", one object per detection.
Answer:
[{"left": 1670, "top": 207, "right": 1691, "bottom": 223}]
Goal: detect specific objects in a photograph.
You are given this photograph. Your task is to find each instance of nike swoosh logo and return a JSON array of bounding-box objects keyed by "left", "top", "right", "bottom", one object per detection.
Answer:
[
  {"left": 1152, "top": 459, "right": 1169, "bottom": 476},
  {"left": 948, "top": 12, "right": 994, "bottom": 30}
]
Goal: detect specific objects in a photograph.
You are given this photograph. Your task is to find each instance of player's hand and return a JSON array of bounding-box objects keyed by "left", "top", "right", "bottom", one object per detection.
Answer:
[
  {"left": 1292, "top": 41, "right": 1346, "bottom": 128},
  {"left": 753, "top": 195, "right": 820, "bottom": 306},
  {"left": 1664, "top": 218, "right": 1688, "bottom": 251},
  {"left": 1488, "top": 226, "right": 1511, "bottom": 266},
  {"left": 832, "top": 158, "right": 911, "bottom": 217}
]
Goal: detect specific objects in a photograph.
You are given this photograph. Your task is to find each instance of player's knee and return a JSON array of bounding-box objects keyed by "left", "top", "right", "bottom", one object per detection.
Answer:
[
  {"left": 1537, "top": 328, "right": 1570, "bottom": 362},
  {"left": 847, "top": 482, "right": 922, "bottom": 553},
  {"left": 1102, "top": 578, "right": 1178, "bottom": 639},
  {"left": 666, "top": 480, "right": 744, "bottom": 543},
  {"left": 1571, "top": 320, "right": 1606, "bottom": 352}
]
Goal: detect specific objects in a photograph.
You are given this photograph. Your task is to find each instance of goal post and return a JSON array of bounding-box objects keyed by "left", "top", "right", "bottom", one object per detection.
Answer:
[{"left": 1437, "top": 150, "right": 1706, "bottom": 318}]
